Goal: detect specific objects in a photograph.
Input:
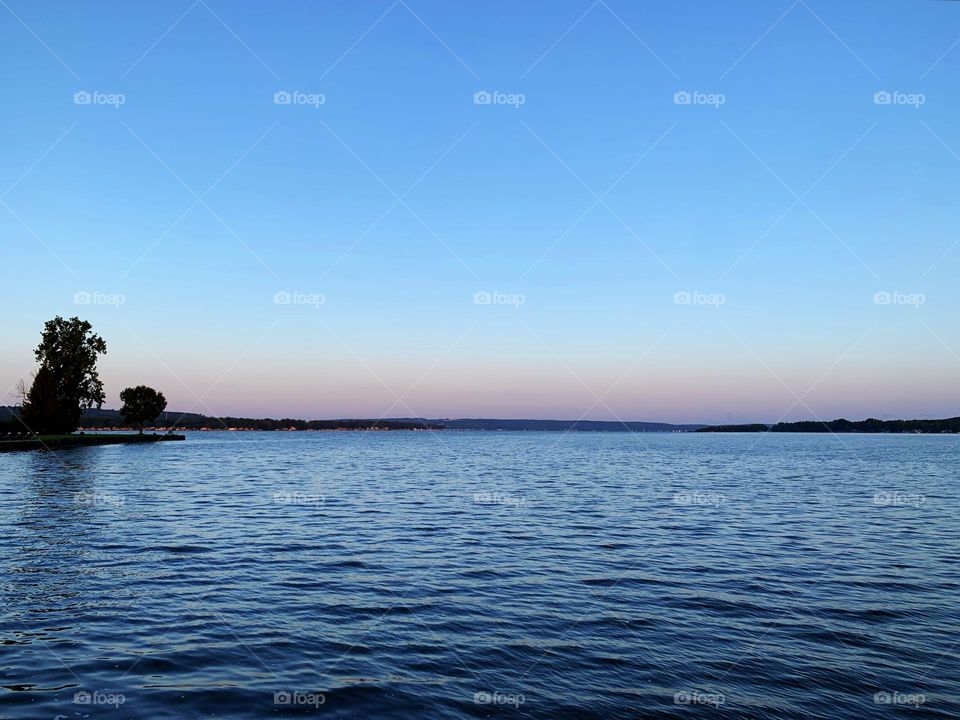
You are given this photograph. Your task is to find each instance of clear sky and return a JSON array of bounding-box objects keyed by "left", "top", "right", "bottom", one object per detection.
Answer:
[{"left": 2, "top": 0, "right": 958, "bottom": 424}]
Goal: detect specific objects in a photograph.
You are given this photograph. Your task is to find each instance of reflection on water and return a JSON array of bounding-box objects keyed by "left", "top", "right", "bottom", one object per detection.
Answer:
[{"left": 1, "top": 432, "right": 959, "bottom": 719}]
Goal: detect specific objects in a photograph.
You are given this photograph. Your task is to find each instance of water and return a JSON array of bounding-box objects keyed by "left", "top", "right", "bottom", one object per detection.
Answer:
[{"left": 1, "top": 431, "right": 958, "bottom": 719}]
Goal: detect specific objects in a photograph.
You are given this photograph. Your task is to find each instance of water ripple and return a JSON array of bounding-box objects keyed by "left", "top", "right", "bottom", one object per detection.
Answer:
[{"left": 1, "top": 432, "right": 958, "bottom": 718}]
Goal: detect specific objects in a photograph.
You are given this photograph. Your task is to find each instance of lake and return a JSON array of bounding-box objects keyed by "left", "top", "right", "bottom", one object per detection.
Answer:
[{"left": 1, "top": 431, "right": 957, "bottom": 719}]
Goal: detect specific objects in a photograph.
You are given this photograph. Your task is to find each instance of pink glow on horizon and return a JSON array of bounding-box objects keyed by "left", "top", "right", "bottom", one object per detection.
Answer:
[{"left": 80, "top": 361, "right": 960, "bottom": 424}]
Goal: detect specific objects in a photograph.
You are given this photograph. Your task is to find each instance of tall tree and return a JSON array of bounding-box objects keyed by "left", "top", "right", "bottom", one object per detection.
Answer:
[
  {"left": 21, "top": 317, "right": 107, "bottom": 434},
  {"left": 119, "top": 386, "right": 167, "bottom": 434}
]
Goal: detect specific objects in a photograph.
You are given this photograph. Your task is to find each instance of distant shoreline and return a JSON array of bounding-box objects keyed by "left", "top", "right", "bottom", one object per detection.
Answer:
[
  {"left": 3, "top": 407, "right": 958, "bottom": 434},
  {"left": 0, "top": 407, "right": 703, "bottom": 433},
  {"left": 697, "top": 418, "right": 960, "bottom": 434}
]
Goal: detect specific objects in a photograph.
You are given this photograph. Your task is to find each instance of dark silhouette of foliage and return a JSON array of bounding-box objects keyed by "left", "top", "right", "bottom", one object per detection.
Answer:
[
  {"left": 0, "top": 406, "right": 21, "bottom": 435},
  {"left": 698, "top": 417, "right": 960, "bottom": 433},
  {"left": 20, "top": 367, "right": 66, "bottom": 434},
  {"left": 119, "top": 386, "right": 168, "bottom": 434},
  {"left": 20, "top": 317, "right": 107, "bottom": 434},
  {"left": 73, "top": 409, "right": 444, "bottom": 431}
]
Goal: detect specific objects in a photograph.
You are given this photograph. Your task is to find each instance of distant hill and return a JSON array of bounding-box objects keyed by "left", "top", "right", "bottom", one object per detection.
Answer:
[
  {"left": 0, "top": 407, "right": 438, "bottom": 432},
  {"left": 698, "top": 418, "right": 960, "bottom": 433},
  {"left": 7, "top": 405, "right": 958, "bottom": 433},
  {"left": 0, "top": 407, "right": 704, "bottom": 432},
  {"left": 393, "top": 418, "right": 706, "bottom": 432}
]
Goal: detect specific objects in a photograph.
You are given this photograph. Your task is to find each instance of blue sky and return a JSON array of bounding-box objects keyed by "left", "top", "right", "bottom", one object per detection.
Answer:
[{"left": 2, "top": 0, "right": 959, "bottom": 423}]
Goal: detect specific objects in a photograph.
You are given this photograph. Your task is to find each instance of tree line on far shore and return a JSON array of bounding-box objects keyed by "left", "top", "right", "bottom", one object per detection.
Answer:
[
  {"left": 77, "top": 413, "right": 442, "bottom": 432},
  {"left": 698, "top": 417, "right": 960, "bottom": 433},
  {"left": 5, "top": 317, "right": 167, "bottom": 436}
]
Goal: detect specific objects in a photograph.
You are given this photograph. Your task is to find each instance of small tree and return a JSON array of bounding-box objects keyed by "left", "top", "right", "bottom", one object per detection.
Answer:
[{"left": 119, "top": 386, "right": 167, "bottom": 434}]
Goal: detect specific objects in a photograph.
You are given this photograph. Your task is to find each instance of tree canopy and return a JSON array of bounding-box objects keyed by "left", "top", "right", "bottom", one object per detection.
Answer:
[
  {"left": 119, "top": 386, "right": 167, "bottom": 433},
  {"left": 21, "top": 316, "right": 107, "bottom": 434}
]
